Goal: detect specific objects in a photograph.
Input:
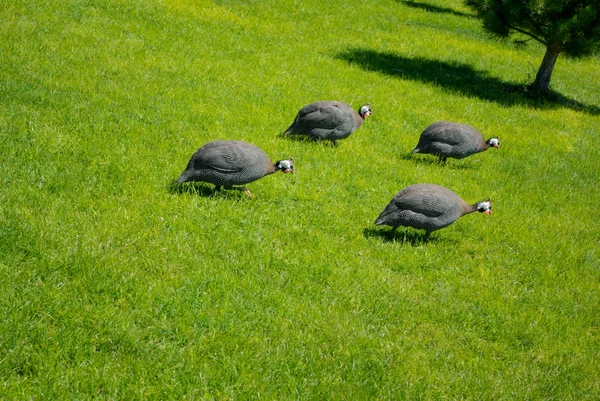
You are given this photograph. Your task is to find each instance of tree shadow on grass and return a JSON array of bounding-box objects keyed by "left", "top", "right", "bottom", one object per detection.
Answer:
[
  {"left": 397, "top": 0, "right": 472, "bottom": 18},
  {"left": 363, "top": 227, "right": 437, "bottom": 246},
  {"left": 336, "top": 48, "right": 600, "bottom": 116}
]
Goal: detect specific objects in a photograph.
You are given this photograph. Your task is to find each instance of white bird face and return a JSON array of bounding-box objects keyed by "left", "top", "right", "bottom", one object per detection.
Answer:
[
  {"left": 488, "top": 137, "right": 500, "bottom": 148},
  {"left": 359, "top": 104, "right": 372, "bottom": 118},
  {"left": 477, "top": 200, "right": 492, "bottom": 215},
  {"left": 278, "top": 159, "right": 294, "bottom": 174}
]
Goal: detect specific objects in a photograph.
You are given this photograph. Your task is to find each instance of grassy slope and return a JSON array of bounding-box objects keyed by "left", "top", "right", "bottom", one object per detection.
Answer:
[{"left": 1, "top": 0, "right": 599, "bottom": 399}]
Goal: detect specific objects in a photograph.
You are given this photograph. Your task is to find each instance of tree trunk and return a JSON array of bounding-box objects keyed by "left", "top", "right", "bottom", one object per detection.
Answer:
[{"left": 531, "top": 46, "right": 561, "bottom": 93}]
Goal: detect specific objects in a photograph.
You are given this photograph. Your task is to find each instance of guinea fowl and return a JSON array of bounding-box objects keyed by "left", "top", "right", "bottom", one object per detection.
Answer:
[
  {"left": 176, "top": 140, "right": 294, "bottom": 197},
  {"left": 374, "top": 184, "right": 491, "bottom": 239},
  {"left": 412, "top": 121, "right": 499, "bottom": 163},
  {"left": 284, "top": 101, "right": 372, "bottom": 144}
]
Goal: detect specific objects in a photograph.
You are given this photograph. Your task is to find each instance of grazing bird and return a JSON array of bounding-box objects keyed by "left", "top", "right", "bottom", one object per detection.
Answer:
[
  {"left": 284, "top": 101, "right": 372, "bottom": 144},
  {"left": 374, "top": 184, "right": 491, "bottom": 239},
  {"left": 412, "top": 121, "right": 499, "bottom": 163},
  {"left": 176, "top": 140, "right": 294, "bottom": 197}
]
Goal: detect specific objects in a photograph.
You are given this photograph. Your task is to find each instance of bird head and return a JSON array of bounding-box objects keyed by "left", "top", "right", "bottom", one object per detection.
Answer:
[
  {"left": 359, "top": 104, "right": 372, "bottom": 119},
  {"left": 477, "top": 199, "right": 492, "bottom": 215},
  {"left": 277, "top": 158, "right": 294, "bottom": 174},
  {"left": 488, "top": 137, "right": 500, "bottom": 149}
]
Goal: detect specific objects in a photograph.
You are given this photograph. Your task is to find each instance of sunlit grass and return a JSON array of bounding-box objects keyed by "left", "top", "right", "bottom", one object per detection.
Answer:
[{"left": 1, "top": 0, "right": 599, "bottom": 399}]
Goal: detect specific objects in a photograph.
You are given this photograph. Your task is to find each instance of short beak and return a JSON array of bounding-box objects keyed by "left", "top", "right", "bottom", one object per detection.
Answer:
[{"left": 485, "top": 210, "right": 491, "bottom": 215}]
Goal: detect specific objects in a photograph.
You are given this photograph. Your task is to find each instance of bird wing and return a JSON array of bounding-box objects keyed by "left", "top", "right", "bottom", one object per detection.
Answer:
[
  {"left": 296, "top": 102, "right": 344, "bottom": 130},
  {"left": 393, "top": 189, "right": 445, "bottom": 218},
  {"left": 420, "top": 128, "right": 464, "bottom": 146},
  {"left": 421, "top": 122, "right": 483, "bottom": 147},
  {"left": 192, "top": 144, "right": 245, "bottom": 173}
]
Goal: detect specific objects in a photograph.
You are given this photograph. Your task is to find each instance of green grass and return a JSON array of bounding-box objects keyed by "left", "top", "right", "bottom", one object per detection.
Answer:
[{"left": 1, "top": 0, "right": 599, "bottom": 399}]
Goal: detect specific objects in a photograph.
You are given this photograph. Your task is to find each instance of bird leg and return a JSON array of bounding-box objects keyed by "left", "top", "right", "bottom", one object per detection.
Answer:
[
  {"left": 237, "top": 187, "right": 253, "bottom": 198},
  {"left": 216, "top": 184, "right": 253, "bottom": 198}
]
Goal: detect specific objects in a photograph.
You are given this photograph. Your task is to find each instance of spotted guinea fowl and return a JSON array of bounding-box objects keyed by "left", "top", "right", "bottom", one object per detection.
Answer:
[
  {"left": 176, "top": 140, "right": 294, "bottom": 197},
  {"left": 412, "top": 121, "right": 499, "bottom": 163},
  {"left": 284, "top": 101, "right": 372, "bottom": 144},
  {"left": 374, "top": 184, "right": 491, "bottom": 238}
]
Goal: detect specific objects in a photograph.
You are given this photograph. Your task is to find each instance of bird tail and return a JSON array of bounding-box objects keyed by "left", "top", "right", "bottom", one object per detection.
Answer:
[
  {"left": 374, "top": 212, "right": 388, "bottom": 226},
  {"left": 176, "top": 171, "right": 190, "bottom": 183},
  {"left": 283, "top": 125, "right": 295, "bottom": 136},
  {"left": 412, "top": 147, "right": 420, "bottom": 154}
]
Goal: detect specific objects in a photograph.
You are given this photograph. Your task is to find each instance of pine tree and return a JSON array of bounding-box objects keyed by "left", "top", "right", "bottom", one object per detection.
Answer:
[{"left": 465, "top": 0, "right": 600, "bottom": 93}]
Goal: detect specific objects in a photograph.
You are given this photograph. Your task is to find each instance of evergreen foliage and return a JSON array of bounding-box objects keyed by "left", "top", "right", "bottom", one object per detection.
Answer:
[{"left": 465, "top": 0, "right": 600, "bottom": 92}]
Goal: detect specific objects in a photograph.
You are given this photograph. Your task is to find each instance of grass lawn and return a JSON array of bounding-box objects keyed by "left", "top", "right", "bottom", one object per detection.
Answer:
[{"left": 1, "top": 0, "right": 599, "bottom": 399}]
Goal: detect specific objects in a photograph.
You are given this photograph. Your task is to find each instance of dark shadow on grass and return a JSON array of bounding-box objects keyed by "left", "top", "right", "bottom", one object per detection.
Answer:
[
  {"left": 363, "top": 227, "right": 437, "bottom": 245},
  {"left": 277, "top": 131, "right": 340, "bottom": 147},
  {"left": 168, "top": 181, "right": 250, "bottom": 199},
  {"left": 336, "top": 48, "right": 600, "bottom": 115},
  {"left": 398, "top": 0, "right": 472, "bottom": 18},
  {"left": 403, "top": 153, "right": 476, "bottom": 169},
  {"left": 169, "top": 181, "right": 216, "bottom": 197}
]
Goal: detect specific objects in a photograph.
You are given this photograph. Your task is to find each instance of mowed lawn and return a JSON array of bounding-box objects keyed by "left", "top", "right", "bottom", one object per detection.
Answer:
[{"left": 1, "top": 0, "right": 599, "bottom": 399}]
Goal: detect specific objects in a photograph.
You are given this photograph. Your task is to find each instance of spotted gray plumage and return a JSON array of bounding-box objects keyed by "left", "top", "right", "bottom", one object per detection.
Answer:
[
  {"left": 176, "top": 140, "right": 294, "bottom": 196},
  {"left": 284, "top": 101, "right": 371, "bottom": 142},
  {"left": 375, "top": 184, "right": 491, "bottom": 237},
  {"left": 412, "top": 121, "right": 499, "bottom": 163}
]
